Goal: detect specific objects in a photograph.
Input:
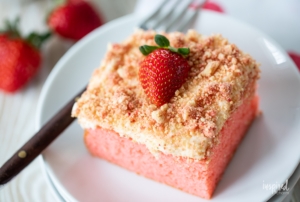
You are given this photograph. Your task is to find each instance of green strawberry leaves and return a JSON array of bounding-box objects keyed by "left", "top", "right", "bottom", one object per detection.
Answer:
[
  {"left": 1, "top": 17, "right": 51, "bottom": 49},
  {"left": 1, "top": 18, "right": 21, "bottom": 38},
  {"left": 26, "top": 32, "right": 51, "bottom": 49},
  {"left": 155, "top": 34, "right": 170, "bottom": 47},
  {"left": 139, "top": 45, "right": 158, "bottom": 55},
  {"left": 178, "top": 48, "right": 190, "bottom": 55},
  {"left": 139, "top": 34, "right": 190, "bottom": 56}
]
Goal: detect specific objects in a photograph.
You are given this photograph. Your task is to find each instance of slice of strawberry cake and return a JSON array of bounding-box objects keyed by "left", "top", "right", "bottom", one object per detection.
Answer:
[{"left": 72, "top": 29, "right": 260, "bottom": 199}]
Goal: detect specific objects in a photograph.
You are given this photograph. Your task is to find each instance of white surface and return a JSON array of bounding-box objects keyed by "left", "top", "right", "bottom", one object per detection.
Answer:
[{"left": 36, "top": 11, "right": 300, "bottom": 202}]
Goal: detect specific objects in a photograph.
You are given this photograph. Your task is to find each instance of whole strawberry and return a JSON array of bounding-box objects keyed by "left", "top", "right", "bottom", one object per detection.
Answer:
[
  {"left": 139, "top": 34, "right": 190, "bottom": 106},
  {"left": 48, "top": 0, "right": 104, "bottom": 41},
  {"left": 0, "top": 19, "right": 50, "bottom": 93}
]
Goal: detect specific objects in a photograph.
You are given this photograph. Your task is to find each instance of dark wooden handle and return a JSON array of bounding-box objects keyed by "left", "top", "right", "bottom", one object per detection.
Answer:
[{"left": 0, "top": 87, "right": 86, "bottom": 185}]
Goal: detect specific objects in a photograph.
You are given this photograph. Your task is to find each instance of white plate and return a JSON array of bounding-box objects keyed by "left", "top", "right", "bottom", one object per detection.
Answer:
[{"left": 36, "top": 11, "right": 300, "bottom": 202}]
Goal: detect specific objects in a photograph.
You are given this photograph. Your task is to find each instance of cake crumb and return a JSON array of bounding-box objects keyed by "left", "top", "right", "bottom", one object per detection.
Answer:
[
  {"left": 201, "top": 61, "right": 220, "bottom": 77},
  {"left": 151, "top": 104, "right": 168, "bottom": 124}
]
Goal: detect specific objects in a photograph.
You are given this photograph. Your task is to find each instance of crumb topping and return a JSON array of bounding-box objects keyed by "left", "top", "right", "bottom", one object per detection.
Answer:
[{"left": 72, "top": 29, "right": 260, "bottom": 160}]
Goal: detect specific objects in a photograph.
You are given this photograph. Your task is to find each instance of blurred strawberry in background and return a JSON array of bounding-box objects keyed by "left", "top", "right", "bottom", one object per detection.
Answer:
[
  {"left": 47, "top": 0, "right": 104, "bottom": 41},
  {"left": 0, "top": 0, "right": 104, "bottom": 93},
  {"left": 288, "top": 52, "right": 300, "bottom": 71},
  {"left": 202, "top": 1, "right": 224, "bottom": 13},
  {"left": 0, "top": 18, "right": 50, "bottom": 93}
]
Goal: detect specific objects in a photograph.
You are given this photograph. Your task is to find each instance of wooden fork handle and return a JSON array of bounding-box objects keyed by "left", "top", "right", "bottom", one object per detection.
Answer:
[{"left": 0, "top": 87, "right": 86, "bottom": 185}]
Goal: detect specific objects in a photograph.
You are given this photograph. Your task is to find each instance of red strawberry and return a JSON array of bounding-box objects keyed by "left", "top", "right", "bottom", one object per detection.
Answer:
[
  {"left": 288, "top": 52, "right": 300, "bottom": 71},
  {"left": 0, "top": 19, "right": 50, "bottom": 93},
  {"left": 47, "top": 0, "right": 104, "bottom": 41},
  {"left": 202, "top": 1, "right": 224, "bottom": 13},
  {"left": 139, "top": 34, "right": 190, "bottom": 106}
]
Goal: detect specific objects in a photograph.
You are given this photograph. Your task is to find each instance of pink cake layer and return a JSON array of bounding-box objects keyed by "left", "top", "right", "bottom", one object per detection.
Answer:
[{"left": 84, "top": 96, "right": 259, "bottom": 199}]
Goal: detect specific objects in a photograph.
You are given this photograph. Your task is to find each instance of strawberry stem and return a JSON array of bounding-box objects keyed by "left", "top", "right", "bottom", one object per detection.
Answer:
[
  {"left": 139, "top": 34, "right": 190, "bottom": 56},
  {"left": 168, "top": 46, "right": 178, "bottom": 53},
  {"left": 26, "top": 32, "right": 52, "bottom": 49},
  {"left": 0, "top": 17, "right": 51, "bottom": 49},
  {"left": 1, "top": 18, "right": 21, "bottom": 38},
  {"left": 54, "top": 0, "right": 66, "bottom": 7}
]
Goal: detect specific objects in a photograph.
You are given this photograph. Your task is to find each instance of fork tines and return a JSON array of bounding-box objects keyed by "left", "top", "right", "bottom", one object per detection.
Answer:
[{"left": 140, "top": 0, "right": 206, "bottom": 32}]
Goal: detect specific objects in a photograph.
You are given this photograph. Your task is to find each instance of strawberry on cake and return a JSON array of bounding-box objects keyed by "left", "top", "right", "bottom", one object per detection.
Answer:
[{"left": 72, "top": 30, "right": 260, "bottom": 199}]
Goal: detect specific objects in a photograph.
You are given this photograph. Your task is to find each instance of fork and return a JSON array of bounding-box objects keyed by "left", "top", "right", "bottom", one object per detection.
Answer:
[
  {"left": 0, "top": 0, "right": 206, "bottom": 186},
  {"left": 140, "top": 0, "right": 205, "bottom": 32}
]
